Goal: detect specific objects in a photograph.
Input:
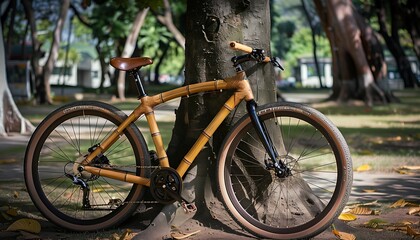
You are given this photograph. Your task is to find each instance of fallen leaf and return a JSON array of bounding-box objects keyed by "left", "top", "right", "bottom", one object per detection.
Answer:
[
  {"left": 385, "top": 226, "right": 407, "bottom": 232},
  {"left": 119, "top": 229, "right": 133, "bottom": 240},
  {"left": 171, "top": 229, "right": 201, "bottom": 240},
  {"left": 365, "top": 218, "right": 388, "bottom": 228},
  {"left": 332, "top": 229, "right": 356, "bottom": 240},
  {"left": 356, "top": 164, "right": 371, "bottom": 172},
  {"left": 112, "top": 233, "right": 120, "bottom": 240},
  {"left": 0, "top": 159, "right": 17, "bottom": 164},
  {"left": 13, "top": 191, "right": 19, "bottom": 199},
  {"left": 399, "top": 166, "right": 420, "bottom": 170},
  {"left": 409, "top": 207, "right": 420, "bottom": 215},
  {"left": 407, "top": 225, "right": 420, "bottom": 237},
  {"left": 6, "top": 208, "right": 18, "bottom": 217},
  {"left": 395, "top": 169, "right": 409, "bottom": 174},
  {"left": 390, "top": 199, "right": 407, "bottom": 208},
  {"left": 6, "top": 218, "right": 41, "bottom": 234},
  {"left": 390, "top": 199, "right": 418, "bottom": 208},
  {"left": 332, "top": 229, "right": 340, "bottom": 236},
  {"left": 387, "top": 136, "right": 402, "bottom": 141},
  {"left": 399, "top": 220, "right": 417, "bottom": 225},
  {"left": 349, "top": 207, "right": 374, "bottom": 215},
  {"left": 362, "top": 189, "right": 376, "bottom": 193},
  {"left": 338, "top": 213, "right": 357, "bottom": 221}
]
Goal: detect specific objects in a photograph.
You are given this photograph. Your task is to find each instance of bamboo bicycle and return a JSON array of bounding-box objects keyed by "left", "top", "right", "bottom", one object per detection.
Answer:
[{"left": 24, "top": 41, "right": 352, "bottom": 239}]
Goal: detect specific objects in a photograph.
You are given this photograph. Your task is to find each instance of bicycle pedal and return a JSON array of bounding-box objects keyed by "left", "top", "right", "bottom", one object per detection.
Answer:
[{"left": 181, "top": 202, "right": 197, "bottom": 214}]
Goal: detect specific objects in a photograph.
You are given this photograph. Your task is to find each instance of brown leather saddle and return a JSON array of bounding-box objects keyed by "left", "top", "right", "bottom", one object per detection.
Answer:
[{"left": 110, "top": 57, "right": 153, "bottom": 71}]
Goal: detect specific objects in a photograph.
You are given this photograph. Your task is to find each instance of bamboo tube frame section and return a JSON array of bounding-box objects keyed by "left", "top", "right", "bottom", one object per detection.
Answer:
[{"left": 81, "top": 71, "right": 253, "bottom": 185}]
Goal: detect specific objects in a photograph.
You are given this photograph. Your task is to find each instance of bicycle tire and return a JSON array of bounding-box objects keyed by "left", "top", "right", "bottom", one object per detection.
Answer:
[
  {"left": 217, "top": 102, "right": 352, "bottom": 239},
  {"left": 24, "top": 101, "right": 150, "bottom": 231}
]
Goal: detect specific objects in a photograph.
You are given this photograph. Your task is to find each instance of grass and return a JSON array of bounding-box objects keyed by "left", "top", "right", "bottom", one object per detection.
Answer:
[
  {"left": 310, "top": 89, "right": 420, "bottom": 171},
  {"left": 15, "top": 88, "right": 420, "bottom": 172}
]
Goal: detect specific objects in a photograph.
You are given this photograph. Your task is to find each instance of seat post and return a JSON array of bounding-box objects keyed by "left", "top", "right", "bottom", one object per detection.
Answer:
[{"left": 130, "top": 69, "right": 147, "bottom": 99}]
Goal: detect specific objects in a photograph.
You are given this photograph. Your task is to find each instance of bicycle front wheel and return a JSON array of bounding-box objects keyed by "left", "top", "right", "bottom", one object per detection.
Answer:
[
  {"left": 217, "top": 102, "right": 352, "bottom": 239},
  {"left": 24, "top": 101, "right": 150, "bottom": 231}
]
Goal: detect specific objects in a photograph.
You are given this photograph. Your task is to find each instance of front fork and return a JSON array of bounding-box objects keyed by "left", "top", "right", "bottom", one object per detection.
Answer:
[{"left": 246, "top": 100, "right": 290, "bottom": 178}]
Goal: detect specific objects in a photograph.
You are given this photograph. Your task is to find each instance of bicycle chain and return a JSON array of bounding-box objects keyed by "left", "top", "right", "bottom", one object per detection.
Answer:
[{"left": 88, "top": 163, "right": 161, "bottom": 204}]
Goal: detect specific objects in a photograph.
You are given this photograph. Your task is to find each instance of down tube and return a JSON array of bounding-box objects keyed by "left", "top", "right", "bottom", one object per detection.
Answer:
[{"left": 176, "top": 94, "right": 240, "bottom": 177}]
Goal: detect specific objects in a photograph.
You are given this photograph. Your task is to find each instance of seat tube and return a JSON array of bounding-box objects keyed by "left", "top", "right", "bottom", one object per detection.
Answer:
[{"left": 145, "top": 111, "right": 170, "bottom": 167}]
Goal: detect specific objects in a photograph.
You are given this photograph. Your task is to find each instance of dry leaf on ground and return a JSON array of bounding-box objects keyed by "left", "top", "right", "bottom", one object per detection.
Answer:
[
  {"left": 362, "top": 189, "right": 376, "bottom": 193},
  {"left": 349, "top": 207, "right": 375, "bottom": 215},
  {"left": 338, "top": 213, "right": 357, "bottom": 221},
  {"left": 332, "top": 229, "right": 356, "bottom": 240},
  {"left": 390, "top": 199, "right": 418, "bottom": 208},
  {"left": 408, "top": 207, "right": 420, "bottom": 215},
  {"left": 356, "top": 164, "right": 371, "bottom": 172},
  {"left": 6, "top": 208, "right": 18, "bottom": 216},
  {"left": 171, "top": 229, "right": 201, "bottom": 240},
  {"left": 364, "top": 218, "right": 388, "bottom": 228},
  {"left": 119, "top": 229, "right": 133, "bottom": 240},
  {"left": 407, "top": 225, "right": 420, "bottom": 238},
  {"left": 399, "top": 166, "right": 420, "bottom": 170},
  {"left": 6, "top": 218, "right": 41, "bottom": 234}
]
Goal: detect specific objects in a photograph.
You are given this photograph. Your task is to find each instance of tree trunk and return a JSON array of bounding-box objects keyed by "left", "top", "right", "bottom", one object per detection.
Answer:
[
  {"left": 41, "top": 0, "right": 70, "bottom": 104},
  {"left": 398, "top": 0, "right": 420, "bottom": 63},
  {"left": 154, "top": 0, "right": 186, "bottom": 49},
  {"left": 116, "top": 8, "right": 149, "bottom": 100},
  {"left": 404, "top": 2, "right": 420, "bottom": 63},
  {"left": 0, "top": 1, "right": 34, "bottom": 135},
  {"left": 22, "top": 0, "right": 44, "bottom": 104},
  {"left": 302, "top": 0, "right": 324, "bottom": 88},
  {"left": 153, "top": 41, "right": 170, "bottom": 85},
  {"left": 134, "top": 1, "right": 277, "bottom": 238},
  {"left": 314, "top": 0, "right": 392, "bottom": 105},
  {"left": 375, "top": 0, "right": 418, "bottom": 88}
]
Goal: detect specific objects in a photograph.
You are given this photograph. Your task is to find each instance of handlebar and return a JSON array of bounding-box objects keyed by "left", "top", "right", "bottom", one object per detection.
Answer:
[
  {"left": 229, "top": 41, "right": 284, "bottom": 71},
  {"left": 229, "top": 41, "right": 271, "bottom": 62}
]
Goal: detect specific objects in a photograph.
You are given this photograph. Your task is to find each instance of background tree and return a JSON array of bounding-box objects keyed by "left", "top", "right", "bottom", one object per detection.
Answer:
[
  {"left": 0, "top": 0, "right": 33, "bottom": 135},
  {"left": 374, "top": 0, "right": 419, "bottom": 88},
  {"left": 115, "top": 8, "right": 149, "bottom": 100},
  {"left": 22, "top": 0, "right": 70, "bottom": 104},
  {"left": 314, "top": 0, "right": 393, "bottom": 105},
  {"left": 301, "top": 0, "right": 324, "bottom": 88}
]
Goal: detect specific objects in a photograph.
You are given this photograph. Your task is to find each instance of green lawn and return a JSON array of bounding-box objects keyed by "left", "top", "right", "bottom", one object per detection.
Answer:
[{"left": 17, "top": 88, "right": 420, "bottom": 172}]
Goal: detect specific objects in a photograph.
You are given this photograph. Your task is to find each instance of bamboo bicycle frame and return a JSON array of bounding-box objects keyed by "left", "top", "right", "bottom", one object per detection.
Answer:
[{"left": 81, "top": 71, "right": 254, "bottom": 187}]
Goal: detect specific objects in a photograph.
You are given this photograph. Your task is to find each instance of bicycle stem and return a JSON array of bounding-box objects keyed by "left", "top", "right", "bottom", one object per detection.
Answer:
[{"left": 246, "top": 100, "right": 290, "bottom": 177}]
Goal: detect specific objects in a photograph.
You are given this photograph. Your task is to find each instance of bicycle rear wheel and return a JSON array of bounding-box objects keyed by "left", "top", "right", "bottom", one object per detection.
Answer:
[
  {"left": 217, "top": 102, "right": 352, "bottom": 239},
  {"left": 24, "top": 101, "right": 150, "bottom": 231}
]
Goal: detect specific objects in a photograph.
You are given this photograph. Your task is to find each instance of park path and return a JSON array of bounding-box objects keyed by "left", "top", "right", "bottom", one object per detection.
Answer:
[{"left": 0, "top": 93, "right": 419, "bottom": 239}]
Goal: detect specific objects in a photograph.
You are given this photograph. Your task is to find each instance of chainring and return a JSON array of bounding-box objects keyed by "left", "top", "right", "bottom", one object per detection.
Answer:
[{"left": 150, "top": 167, "right": 183, "bottom": 204}]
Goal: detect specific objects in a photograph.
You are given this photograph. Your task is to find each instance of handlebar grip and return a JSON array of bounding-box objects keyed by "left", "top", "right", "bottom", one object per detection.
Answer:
[
  {"left": 230, "top": 41, "right": 253, "bottom": 53},
  {"left": 230, "top": 41, "right": 271, "bottom": 62}
]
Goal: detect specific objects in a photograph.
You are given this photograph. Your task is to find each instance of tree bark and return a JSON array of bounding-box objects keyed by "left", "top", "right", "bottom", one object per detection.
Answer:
[
  {"left": 375, "top": 0, "right": 418, "bottom": 88},
  {"left": 22, "top": 0, "right": 44, "bottom": 104},
  {"left": 42, "top": 0, "right": 70, "bottom": 104},
  {"left": 0, "top": 1, "right": 34, "bottom": 135},
  {"left": 134, "top": 0, "right": 277, "bottom": 238},
  {"left": 302, "top": 0, "right": 324, "bottom": 88},
  {"left": 403, "top": 0, "right": 420, "bottom": 63},
  {"left": 116, "top": 8, "right": 149, "bottom": 100},
  {"left": 314, "top": 0, "right": 393, "bottom": 105}
]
